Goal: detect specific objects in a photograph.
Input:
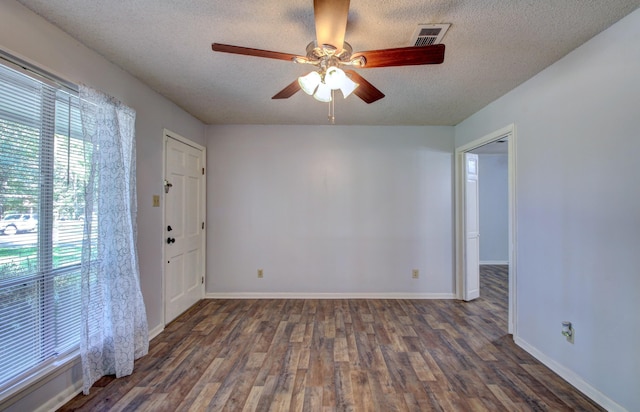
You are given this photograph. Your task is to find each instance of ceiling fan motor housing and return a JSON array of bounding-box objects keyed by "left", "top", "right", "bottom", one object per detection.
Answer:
[{"left": 301, "top": 41, "right": 365, "bottom": 68}]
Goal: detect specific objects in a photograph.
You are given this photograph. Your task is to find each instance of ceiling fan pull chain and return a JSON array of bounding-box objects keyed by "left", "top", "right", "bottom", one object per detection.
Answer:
[{"left": 328, "top": 90, "right": 335, "bottom": 124}]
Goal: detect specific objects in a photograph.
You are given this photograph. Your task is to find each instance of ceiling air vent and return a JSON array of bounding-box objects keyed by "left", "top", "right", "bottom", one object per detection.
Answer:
[{"left": 410, "top": 24, "right": 450, "bottom": 47}]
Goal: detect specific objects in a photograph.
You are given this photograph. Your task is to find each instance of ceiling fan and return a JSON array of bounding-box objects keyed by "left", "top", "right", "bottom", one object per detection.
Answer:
[{"left": 211, "top": 0, "right": 445, "bottom": 105}]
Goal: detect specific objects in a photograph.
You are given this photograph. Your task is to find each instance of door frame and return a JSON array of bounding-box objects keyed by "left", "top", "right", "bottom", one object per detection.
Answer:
[
  {"left": 162, "top": 128, "right": 206, "bottom": 327},
  {"left": 455, "top": 123, "right": 517, "bottom": 335}
]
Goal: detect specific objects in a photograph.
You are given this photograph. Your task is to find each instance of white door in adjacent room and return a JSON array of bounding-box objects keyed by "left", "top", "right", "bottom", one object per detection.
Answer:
[
  {"left": 164, "top": 133, "right": 205, "bottom": 323},
  {"left": 464, "top": 152, "right": 480, "bottom": 301}
]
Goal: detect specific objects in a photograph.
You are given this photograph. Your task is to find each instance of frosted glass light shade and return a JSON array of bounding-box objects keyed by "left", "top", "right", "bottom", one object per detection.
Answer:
[
  {"left": 324, "top": 66, "right": 346, "bottom": 90},
  {"left": 339, "top": 75, "right": 359, "bottom": 98},
  {"left": 313, "top": 82, "right": 332, "bottom": 102},
  {"left": 298, "top": 71, "right": 322, "bottom": 95}
]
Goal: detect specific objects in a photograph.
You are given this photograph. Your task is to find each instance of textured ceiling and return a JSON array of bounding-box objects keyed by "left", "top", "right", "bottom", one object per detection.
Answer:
[{"left": 16, "top": 0, "right": 640, "bottom": 125}]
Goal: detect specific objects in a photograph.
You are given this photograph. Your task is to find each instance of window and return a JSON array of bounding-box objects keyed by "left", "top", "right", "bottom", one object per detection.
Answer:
[{"left": 0, "top": 60, "right": 93, "bottom": 391}]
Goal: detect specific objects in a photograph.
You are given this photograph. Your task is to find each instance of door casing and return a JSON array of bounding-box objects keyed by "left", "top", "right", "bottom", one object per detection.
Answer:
[{"left": 455, "top": 123, "right": 517, "bottom": 335}]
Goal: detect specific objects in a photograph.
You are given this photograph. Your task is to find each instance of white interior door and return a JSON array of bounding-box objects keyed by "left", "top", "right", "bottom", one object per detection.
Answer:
[
  {"left": 464, "top": 153, "right": 480, "bottom": 301},
  {"left": 165, "top": 135, "right": 205, "bottom": 323}
]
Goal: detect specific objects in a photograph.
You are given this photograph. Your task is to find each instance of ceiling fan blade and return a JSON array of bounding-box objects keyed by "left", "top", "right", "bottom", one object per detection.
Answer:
[
  {"left": 344, "top": 70, "right": 385, "bottom": 104},
  {"left": 272, "top": 80, "right": 301, "bottom": 99},
  {"left": 352, "top": 44, "right": 445, "bottom": 68},
  {"left": 212, "top": 43, "right": 301, "bottom": 62},
  {"left": 314, "top": 0, "right": 350, "bottom": 50}
]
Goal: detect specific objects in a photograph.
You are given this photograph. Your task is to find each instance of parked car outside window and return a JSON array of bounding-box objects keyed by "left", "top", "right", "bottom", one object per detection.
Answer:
[{"left": 0, "top": 213, "right": 38, "bottom": 235}]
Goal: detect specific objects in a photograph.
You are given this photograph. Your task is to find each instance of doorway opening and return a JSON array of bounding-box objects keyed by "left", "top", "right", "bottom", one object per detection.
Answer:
[{"left": 455, "top": 124, "right": 516, "bottom": 335}]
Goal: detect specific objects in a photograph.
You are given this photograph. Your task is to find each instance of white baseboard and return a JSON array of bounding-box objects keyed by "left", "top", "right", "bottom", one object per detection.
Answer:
[
  {"left": 205, "top": 292, "right": 457, "bottom": 299},
  {"left": 479, "top": 260, "right": 509, "bottom": 265},
  {"left": 514, "top": 336, "right": 625, "bottom": 412},
  {"left": 148, "top": 324, "right": 164, "bottom": 340}
]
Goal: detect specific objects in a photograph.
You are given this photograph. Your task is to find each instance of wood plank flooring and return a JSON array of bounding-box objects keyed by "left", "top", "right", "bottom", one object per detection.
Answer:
[{"left": 58, "top": 265, "right": 603, "bottom": 411}]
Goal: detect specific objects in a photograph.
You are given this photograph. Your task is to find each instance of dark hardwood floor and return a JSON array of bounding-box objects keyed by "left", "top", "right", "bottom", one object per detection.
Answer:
[{"left": 59, "top": 265, "right": 603, "bottom": 411}]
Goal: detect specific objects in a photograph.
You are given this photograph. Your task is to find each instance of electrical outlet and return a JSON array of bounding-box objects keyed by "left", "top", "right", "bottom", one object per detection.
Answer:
[
  {"left": 412, "top": 269, "right": 419, "bottom": 279},
  {"left": 152, "top": 195, "right": 160, "bottom": 207},
  {"left": 562, "top": 321, "right": 575, "bottom": 344},
  {"left": 257, "top": 269, "right": 263, "bottom": 279}
]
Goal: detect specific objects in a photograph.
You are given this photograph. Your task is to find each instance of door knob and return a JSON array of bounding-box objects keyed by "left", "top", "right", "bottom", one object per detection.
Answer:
[{"left": 166, "top": 237, "right": 175, "bottom": 244}]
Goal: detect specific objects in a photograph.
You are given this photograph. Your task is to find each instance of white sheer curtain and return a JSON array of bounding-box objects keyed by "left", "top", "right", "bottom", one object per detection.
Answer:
[{"left": 79, "top": 85, "right": 148, "bottom": 394}]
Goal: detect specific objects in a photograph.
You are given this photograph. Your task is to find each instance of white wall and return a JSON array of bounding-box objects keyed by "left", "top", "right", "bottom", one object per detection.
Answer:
[
  {"left": 455, "top": 9, "right": 640, "bottom": 411},
  {"left": 477, "top": 154, "right": 508, "bottom": 263},
  {"left": 207, "top": 125, "right": 455, "bottom": 297},
  {"left": 0, "top": 1, "right": 206, "bottom": 410}
]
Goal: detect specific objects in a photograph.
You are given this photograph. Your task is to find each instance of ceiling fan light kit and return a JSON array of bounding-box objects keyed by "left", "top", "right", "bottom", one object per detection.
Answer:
[
  {"left": 211, "top": 0, "right": 446, "bottom": 121},
  {"left": 298, "top": 65, "right": 359, "bottom": 102}
]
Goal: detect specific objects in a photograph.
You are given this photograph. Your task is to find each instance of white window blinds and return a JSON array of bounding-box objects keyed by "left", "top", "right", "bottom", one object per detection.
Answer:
[{"left": 0, "top": 60, "right": 91, "bottom": 392}]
